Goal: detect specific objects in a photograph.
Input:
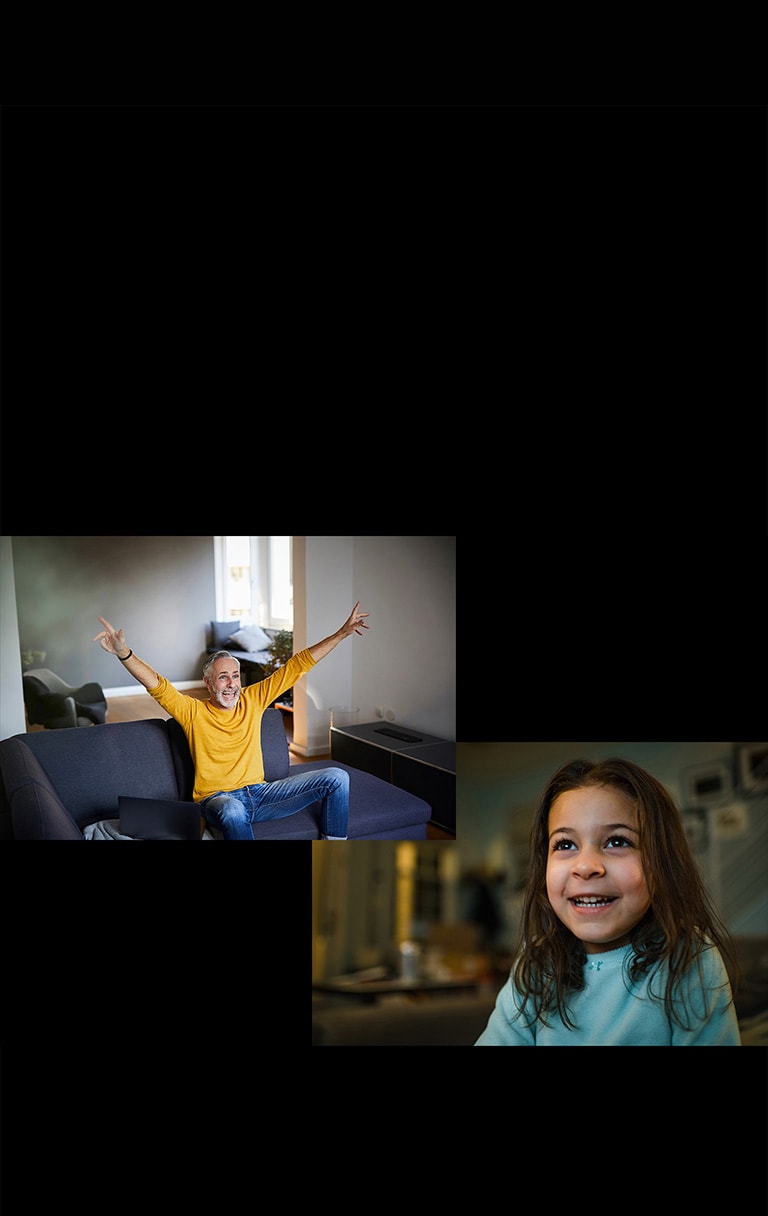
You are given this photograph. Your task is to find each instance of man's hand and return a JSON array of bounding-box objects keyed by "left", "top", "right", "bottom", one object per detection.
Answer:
[
  {"left": 92, "top": 616, "right": 129, "bottom": 657},
  {"left": 341, "top": 601, "right": 370, "bottom": 638},
  {"left": 91, "top": 616, "right": 158, "bottom": 690},
  {"left": 308, "top": 602, "right": 370, "bottom": 663}
]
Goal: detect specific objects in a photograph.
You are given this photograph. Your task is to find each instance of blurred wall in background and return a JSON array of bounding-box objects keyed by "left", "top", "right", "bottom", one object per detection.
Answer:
[{"left": 313, "top": 740, "right": 768, "bottom": 985}]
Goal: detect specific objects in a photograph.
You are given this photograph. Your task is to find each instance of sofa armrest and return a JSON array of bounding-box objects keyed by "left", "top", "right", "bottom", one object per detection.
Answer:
[
  {"left": 11, "top": 780, "right": 83, "bottom": 839},
  {"left": 0, "top": 736, "right": 84, "bottom": 839}
]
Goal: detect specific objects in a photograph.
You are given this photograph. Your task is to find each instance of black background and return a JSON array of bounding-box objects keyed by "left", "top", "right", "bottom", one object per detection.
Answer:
[{"left": 1, "top": 107, "right": 765, "bottom": 1191}]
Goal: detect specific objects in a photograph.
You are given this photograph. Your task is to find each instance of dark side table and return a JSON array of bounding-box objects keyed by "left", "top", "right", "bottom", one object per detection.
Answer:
[
  {"left": 330, "top": 720, "right": 456, "bottom": 834},
  {"left": 312, "top": 976, "right": 477, "bottom": 1004}
]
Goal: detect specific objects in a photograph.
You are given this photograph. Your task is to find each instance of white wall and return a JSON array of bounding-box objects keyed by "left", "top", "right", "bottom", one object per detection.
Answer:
[
  {"left": 292, "top": 536, "right": 456, "bottom": 756},
  {"left": 0, "top": 537, "right": 26, "bottom": 739},
  {"left": 292, "top": 535, "right": 356, "bottom": 758},
  {"left": 351, "top": 535, "right": 455, "bottom": 737}
]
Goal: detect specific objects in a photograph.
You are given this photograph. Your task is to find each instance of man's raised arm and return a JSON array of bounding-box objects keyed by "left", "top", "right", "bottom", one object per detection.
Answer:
[
  {"left": 308, "top": 601, "right": 369, "bottom": 663},
  {"left": 92, "top": 616, "right": 160, "bottom": 690}
]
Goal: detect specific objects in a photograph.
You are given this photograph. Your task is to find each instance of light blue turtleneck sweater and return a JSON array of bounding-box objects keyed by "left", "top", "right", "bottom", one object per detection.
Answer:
[{"left": 475, "top": 941, "right": 741, "bottom": 1046}]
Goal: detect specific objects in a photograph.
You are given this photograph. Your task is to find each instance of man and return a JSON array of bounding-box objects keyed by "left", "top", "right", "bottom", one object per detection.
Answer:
[{"left": 92, "top": 603, "right": 369, "bottom": 840}]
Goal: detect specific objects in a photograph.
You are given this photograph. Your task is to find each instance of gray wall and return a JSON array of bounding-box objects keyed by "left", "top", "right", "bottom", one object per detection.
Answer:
[{"left": 10, "top": 536, "right": 216, "bottom": 689}]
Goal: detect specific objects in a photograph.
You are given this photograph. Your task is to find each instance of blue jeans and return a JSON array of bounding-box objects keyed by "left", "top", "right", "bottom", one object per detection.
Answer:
[{"left": 199, "top": 767, "right": 350, "bottom": 840}]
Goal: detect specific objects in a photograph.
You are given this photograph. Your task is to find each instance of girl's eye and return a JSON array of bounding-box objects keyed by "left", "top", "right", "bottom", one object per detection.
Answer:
[{"left": 551, "top": 835, "right": 635, "bottom": 852}]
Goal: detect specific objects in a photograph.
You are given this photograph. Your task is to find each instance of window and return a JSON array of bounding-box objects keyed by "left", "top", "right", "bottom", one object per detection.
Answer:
[{"left": 214, "top": 536, "right": 293, "bottom": 629}]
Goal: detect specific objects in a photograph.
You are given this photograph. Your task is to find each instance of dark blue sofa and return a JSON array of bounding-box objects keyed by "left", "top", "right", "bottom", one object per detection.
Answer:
[{"left": 0, "top": 708, "right": 431, "bottom": 841}]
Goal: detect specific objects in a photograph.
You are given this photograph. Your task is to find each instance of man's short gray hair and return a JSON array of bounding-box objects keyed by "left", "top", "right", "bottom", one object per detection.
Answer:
[{"left": 202, "top": 649, "right": 241, "bottom": 679}]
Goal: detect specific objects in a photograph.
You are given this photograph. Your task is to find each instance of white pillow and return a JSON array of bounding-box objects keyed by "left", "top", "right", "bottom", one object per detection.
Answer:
[{"left": 226, "top": 625, "right": 272, "bottom": 653}]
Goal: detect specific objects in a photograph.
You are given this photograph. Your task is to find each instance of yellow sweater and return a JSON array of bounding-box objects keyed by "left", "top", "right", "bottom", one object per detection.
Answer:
[{"left": 149, "top": 649, "right": 316, "bottom": 801}]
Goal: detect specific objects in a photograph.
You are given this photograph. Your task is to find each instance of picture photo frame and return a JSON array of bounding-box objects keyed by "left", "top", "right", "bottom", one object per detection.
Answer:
[
  {"left": 736, "top": 743, "right": 768, "bottom": 794},
  {"left": 682, "top": 759, "right": 733, "bottom": 805}
]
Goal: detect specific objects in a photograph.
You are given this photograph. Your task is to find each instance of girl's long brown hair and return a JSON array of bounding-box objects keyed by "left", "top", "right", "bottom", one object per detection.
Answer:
[{"left": 513, "top": 757, "right": 738, "bottom": 1031}]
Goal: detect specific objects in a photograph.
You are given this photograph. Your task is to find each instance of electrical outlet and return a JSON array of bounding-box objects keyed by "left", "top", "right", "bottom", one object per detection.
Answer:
[
  {"left": 375, "top": 706, "right": 384, "bottom": 718},
  {"left": 385, "top": 709, "right": 395, "bottom": 721}
]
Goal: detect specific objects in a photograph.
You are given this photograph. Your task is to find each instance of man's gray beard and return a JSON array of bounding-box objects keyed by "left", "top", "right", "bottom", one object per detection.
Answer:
[{"left": 214, "top": 689, "right": 241, "bottom": 709}]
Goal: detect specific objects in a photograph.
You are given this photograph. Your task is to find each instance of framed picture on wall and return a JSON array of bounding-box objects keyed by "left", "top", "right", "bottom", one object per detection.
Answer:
[
  {"left": 736, "top": 743, "right": 768, "bottom": 794},
  {"left": 683, "top": 759, "right": 733, "bottom": 805}
]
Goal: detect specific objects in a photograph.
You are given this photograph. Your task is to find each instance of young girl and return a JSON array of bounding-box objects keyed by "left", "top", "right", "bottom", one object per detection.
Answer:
[{"left": 475, "top": 757, "right": 741, "bottom": 1046}]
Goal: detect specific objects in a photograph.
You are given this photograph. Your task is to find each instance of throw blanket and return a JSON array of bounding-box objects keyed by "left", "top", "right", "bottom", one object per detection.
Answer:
[
  {"left": 83, "top": 818, "right": 217, "bottom": 841},
  {"left": 84, "top": 819, "right": 136, "bottom": 841}
]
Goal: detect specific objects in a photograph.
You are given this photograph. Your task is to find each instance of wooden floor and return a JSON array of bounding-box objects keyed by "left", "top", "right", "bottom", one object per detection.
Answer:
[{"left": 41, "top": 689, "right": 454, "bottom": 840}]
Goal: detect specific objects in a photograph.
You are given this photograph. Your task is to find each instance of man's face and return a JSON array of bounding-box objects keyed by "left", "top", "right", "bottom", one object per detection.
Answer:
[{"left": 205, "top": 657, "right": 242, "bottom": 710}]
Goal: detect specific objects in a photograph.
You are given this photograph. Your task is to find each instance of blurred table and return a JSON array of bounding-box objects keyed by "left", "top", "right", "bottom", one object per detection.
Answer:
[{"left": 312, "top": 976, "right": 478, "bottom": 1004}]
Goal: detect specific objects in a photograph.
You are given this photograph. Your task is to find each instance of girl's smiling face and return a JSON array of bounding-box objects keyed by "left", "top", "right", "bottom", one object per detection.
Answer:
[{"left": 546, "top": 784, "right": 652, "bottom": 954}]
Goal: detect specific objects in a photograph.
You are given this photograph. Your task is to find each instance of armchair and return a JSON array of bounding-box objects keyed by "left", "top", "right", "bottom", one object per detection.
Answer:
[{"left": 23, "top": 667, "right": 107, "bottom": 729}]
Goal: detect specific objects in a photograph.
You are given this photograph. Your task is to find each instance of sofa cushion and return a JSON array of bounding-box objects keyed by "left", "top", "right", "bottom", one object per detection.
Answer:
[
  {"left": 165, "top": 719, "right": 196, "bottom": 800},
  {"left": 247, "top": 777, "right": 431, "bottom": 839},
  {"left": 317, "top": 760, "right": 432, "bottom": 837},
  {"left": 260, "top": 707, "right": 291, "bottom": 780},
  {"left": 16, "top": 721, "right": 183, "bottom": 830},
  {"left": 250, "top": 809, "right": 321, "bottom": 840},
  {"left": 227, "top": 625, "right": 272, "bottom": 653},
  {"left": 203, "top": 725, "right": 430, "bottom": 839}
]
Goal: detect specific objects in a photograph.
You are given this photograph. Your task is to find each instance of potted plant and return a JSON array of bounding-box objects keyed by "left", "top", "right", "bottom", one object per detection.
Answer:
[
  {"left": 263, "top": 630, "right": 293, "bottom": 674},
  {"left": 264, "top": 630, "right": 294, "bottom": 706}
]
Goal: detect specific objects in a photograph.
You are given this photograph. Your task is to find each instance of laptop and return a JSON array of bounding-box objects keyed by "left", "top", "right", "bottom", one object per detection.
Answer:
[{"left": 118, "top": 795, "right": 202, "bottom": 841}]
